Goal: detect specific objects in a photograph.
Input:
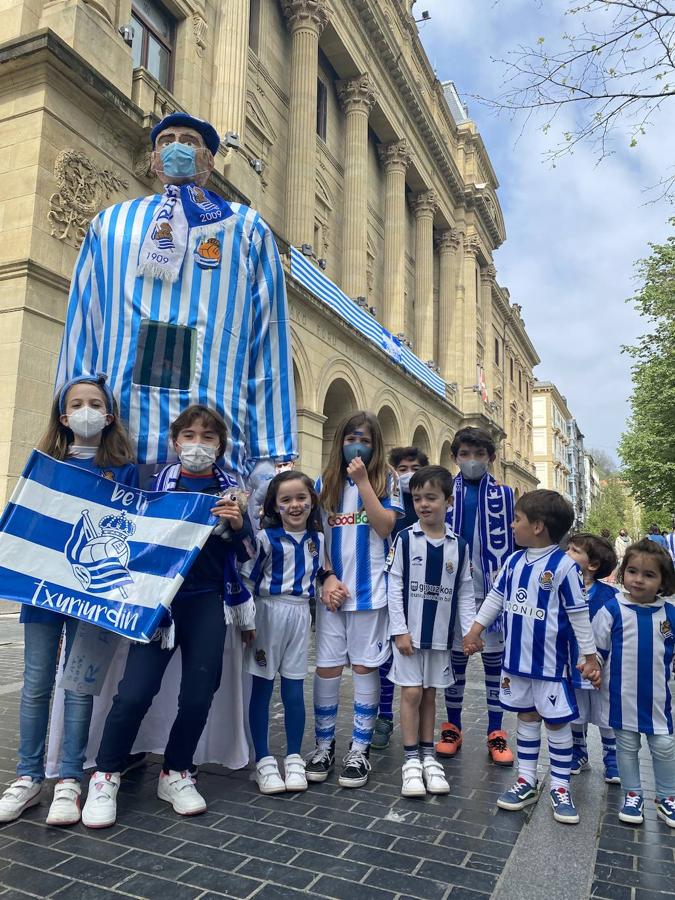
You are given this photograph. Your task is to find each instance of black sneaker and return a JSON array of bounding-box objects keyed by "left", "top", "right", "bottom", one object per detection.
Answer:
[
  {"left": 305, "top": 741, "right": 335, "bottom": 783},
  {"left": 338, "top": 746, "right": 371, "bottom": 788}
]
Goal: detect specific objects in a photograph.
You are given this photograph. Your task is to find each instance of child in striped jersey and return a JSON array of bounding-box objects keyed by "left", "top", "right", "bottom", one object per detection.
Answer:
[
  {"left": 240, "top": 472, "right": 346, "bottom": 795},
  {"left": 386, "top": 466, "right": 475, "bottom": 798},
  {"left": 593, "top": 539, "right": 675, "bottom": 827},
  {"left": 565, "top": 534, "right": 621, "bottom": 783},
  {"left": 307, "top": 411, "right": 404, "bottom": 789},
  {"left": 463, "top": 490, "right": 601, "bottom": 825}
]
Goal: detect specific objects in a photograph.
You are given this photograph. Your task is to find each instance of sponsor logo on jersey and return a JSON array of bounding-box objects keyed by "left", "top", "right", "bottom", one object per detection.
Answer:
[
  {"left": 411, "top": 555, "right": 424, "bottom": 566},
  {"left": 539, "top": 570, "right": 554, "bottom": 591},
  {"left": 506, "top": 598, "right": 546, "bottom": 620},
  {"left": 385, "top": 546, "right": 395, "bottom": 569},
  {"left": 410, "top": 581, "right": 453, "bottom": 599},
  {"left": 548, "top": 693, "right": 557, "bottom": 705},
  {"left": 327, "top": 511, "right": 369, "bottom": 527}
]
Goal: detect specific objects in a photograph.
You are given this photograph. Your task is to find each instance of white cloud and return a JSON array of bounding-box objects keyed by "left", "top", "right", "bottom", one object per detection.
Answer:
[{"left": 418, "top": 0, "right": 672, "bottom": 459}]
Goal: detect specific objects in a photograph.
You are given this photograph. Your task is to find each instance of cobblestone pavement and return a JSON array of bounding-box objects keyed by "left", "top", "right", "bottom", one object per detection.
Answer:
[{"left": 0, "top": 611, "right": 672, "bottom": 900}]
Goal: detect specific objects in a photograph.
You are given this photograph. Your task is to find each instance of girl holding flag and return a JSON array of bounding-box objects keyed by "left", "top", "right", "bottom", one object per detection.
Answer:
[{"left": 0, "top": 374, "right": 137, "bottom": 827}]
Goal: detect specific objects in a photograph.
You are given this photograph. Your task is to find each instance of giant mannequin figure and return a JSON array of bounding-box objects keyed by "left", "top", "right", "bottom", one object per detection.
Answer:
[{"left": 47, "top": 113, "right": 297, "bottom": 777}]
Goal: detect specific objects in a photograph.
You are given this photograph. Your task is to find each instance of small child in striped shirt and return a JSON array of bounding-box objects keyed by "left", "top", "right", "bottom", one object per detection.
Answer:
[{"left": 240, "top": 471, "right": 346, "bottom": 795}]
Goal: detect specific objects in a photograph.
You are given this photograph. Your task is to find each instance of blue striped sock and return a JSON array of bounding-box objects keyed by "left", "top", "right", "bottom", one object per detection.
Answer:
[
  {"left": 445, "top": 651, "right": 468, "bottom": 730},
  {"left": 313, "top": 673, "right": 340, "bottom": 749},
  {"left": 516, "top": 719, "right": 541, "bottom": 786},
  {"left": 600, "top": 727, "right": 616, "bottom": 754},
  {"left": 352, "top": 671, "right": 380, "bottom": 751},
  {"left": 482, "top": 651, "right": 503, "bottom": 734},
  {"left": 571, "top": 723, "right": 587, "bottom": 750},
  {"left": 548, "top": 724, "right": 574, "bottom": 791},
  {"left": 378, "top": 655, "right": 395, "bottom": 721}
]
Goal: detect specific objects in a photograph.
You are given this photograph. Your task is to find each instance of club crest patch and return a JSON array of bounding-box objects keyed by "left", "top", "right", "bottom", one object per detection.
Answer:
[
  {"left": 501, "top": 676, "right": 511, "bottom": 696},
  {"left": 385, "top": 546, "right": 395, "bottom": 568},
  {"left": 660, "top": 619, "right": 673, "bottom": 639},
  {"left": 152, "top": 221, "right": 174, "bottom": 250},
  {"left": 194, "top": 237, "right": 221, "bottom": 269},
  {"left": 307, "top": 539, "right": 318, "bottom": 558},
  {"left": 255, "top": 649, "right": 267, "bottom": 667},
  {"left": 445, "top": 561, "right": 454, "bottom": 574},
  {"left": 539, "top": 570, "right": 554, "bottom": 590}
]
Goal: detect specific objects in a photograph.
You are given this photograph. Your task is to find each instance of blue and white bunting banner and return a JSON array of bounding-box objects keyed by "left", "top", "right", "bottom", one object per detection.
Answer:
[{"left": 0, "top": 451, "right": 217, "bottom": 641}]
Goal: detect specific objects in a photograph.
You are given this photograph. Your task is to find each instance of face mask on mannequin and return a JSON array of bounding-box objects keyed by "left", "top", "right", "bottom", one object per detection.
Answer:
[
  {"left": 160, "top": 142, "right": 198, "bottom": 178},
  {"left": 458, "top": 459, "right": 488, "bottom": 481},
  {"left": 343, "top": 443, "right": 373, "bottom": 467},
  {"left": 398, "top": 472, "right": 414, "bottom": 493},
  {"left": 178, "top": 442, "right": 217, "bottom": 472},
  {"left": 67, "top": 407, "right": 107, "bottom": 440}
]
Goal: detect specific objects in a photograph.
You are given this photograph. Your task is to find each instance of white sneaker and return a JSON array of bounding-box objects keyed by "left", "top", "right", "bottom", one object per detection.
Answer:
[
  {"left": 401, "top": 759, "right": 426, "bottom": 798},
  {"left": 255, "top": 757, "right": 286, "bottom": 795},
  {"left": 422, "top": 757, "right": 450, "bottom": 795},
  {"left": 0, "top": 777, "right": 41, "bottom": 823},
  {"left": 157, "top": 770, "right": 207, "bottom": 815},
  {"left": 81, "top": 771, "right": 120, "bottom": 829},
  {"left": 46, "top": 779, "right": 81, "bottom": 826},
  {"left": 284, "top": 754, "right": 308, "bottom": 792}
]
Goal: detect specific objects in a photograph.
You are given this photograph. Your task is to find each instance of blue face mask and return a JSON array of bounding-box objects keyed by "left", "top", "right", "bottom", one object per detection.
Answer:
[
  {"left": 160, "top": 142, "right": 197, "bottom": 178},
  {"left": 343, "top": 443, "right": 373, "bottom": 466}
]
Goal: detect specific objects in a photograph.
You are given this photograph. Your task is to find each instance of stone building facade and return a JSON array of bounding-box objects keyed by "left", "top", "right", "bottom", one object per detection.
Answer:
[
  {"left": 532, "top": 381, "right": 574, "bottom": 503},
  {"left": 0, "top": 0, "right": 539, "bottom": 502}
]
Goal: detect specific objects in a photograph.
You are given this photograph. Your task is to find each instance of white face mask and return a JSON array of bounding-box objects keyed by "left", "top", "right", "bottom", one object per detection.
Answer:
[
  {"left": 458, "top": 459, "right": 488, "bottom": 481},
  {"left": 398, "top": 472, "right": 414, "bottom": 493},
  {"left": 67, "top": 407, "right": 107, "bottom": 439},
  {"left": 178, "top": 442, "right": 217, "bottom": 472}
]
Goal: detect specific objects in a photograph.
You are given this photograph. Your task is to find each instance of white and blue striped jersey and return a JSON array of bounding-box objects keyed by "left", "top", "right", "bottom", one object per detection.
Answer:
[
  {"left": 386, "top": 523, "right": 475, "bottom": 650},
  {"left": 318, "top": 473, "right": 404, "bottom": 612},
  {"left": 666, "top": 532, "right": 675, "bottom": 564},
  {"left": 593, "top": 594, "right": 675, "bottom": 734},
  {"left": 239, "top": 528, "right": 325, "bottom": 600},
  {"left": 570, "top": 581, "right": 622, "bottom": 689},
  {"left": 476, "top": 547, "right": 590, "bottom": 681},
  {"left": 56, "top": 197, "right": 297, "bottom": 470}
]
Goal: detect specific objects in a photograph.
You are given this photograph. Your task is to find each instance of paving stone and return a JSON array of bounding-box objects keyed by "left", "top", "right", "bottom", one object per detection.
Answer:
[
  {"left": 446, "top": 888, "right": 492, "bottom": 899},
  {"left": 290, "top": 848, "right": 371, "bottom": 881},
  {"left": 247, "top": 887, "right": 311, "bottom": 900},
  {"left": 416, "top": 858, "right": 498, "bottom": 893},
  {"left": 51, "top": 856, "right": 129, "bottom": 888},
  {"left": 112, "top": 848, "right": 193, "bottom": 880},
  {"left": 0, "top": 838, "right": 72, "bottom": 870},
  {"left": 209, "top": 816, "right": 285, "bottom": 843},
  {"left": 168, "top": 842, "right": 246, "bottom": 872},
  {"left": 118, "top": 873, "right": 202, "bottom": 900},
  {"left": 235, "top": 858, "right": 314, "bottom": 890},
  {"left": 273, "top": 827, "right": 350, "bottom": 856},
  {"left": 49, "top": 833, "right": 128, "bottom": 863},
  {"left": 108, "top": 826, "right": 186, "bottom": 856},
  {"left": 178, "top": 864, "right": 263, "bottom": 896},
  {"left": 590, "top": 881, "right": 633, "bottom": 900},
  {"left": 53, "top": 884, "right": 127, "bottom": 900},
  {"left": 321, "top": 823, "right": 396, "bottom": 849},
  {"left": 222, "top": 835, "right": 297, "bottom": 864},
  {"left": 312, "top": 874, "right": 397, "bottom": 900},
  {"left": 343, "top": 842, "right": 424, "bottom": 873},
  {"left": 0, "top": 821, "right": 67, "bottom": 847},
  {"left": 0, "top": 862, "right": 74, "bottom": 896},
  {"left": 163, "top": 821, "right": 231, "bottom": 848},
  {"left": 364, "top": 865, "right": 448, "bottom": 899}
]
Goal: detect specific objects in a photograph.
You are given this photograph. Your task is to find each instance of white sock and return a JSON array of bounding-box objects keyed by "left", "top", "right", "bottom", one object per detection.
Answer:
[
  {"left": 352, "top": 671, "right": 380, "bottom": 752},
  {"left": 547, "top": 724, "right": 574, "bottom": 791},
  {"left": 516, "top": 719, "right": 542, "bottom": 787},
  {"left": 313, "top": 674, "right": 341, "bottom": 749}
]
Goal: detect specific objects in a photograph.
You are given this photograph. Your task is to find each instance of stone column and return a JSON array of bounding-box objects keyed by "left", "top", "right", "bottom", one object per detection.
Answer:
[
  {"left": 481, "top": 263, "right": 496, "bottom": 385},
  {"left": 212, "top": 0, "right": 251, "bottom": 140},
  {"left": 435, "top": 228, "right": 461, "bottom": 382},
  {"left": 337, "top": 74, "right": 376, "bottom": 299},
  {"left": 462, "top": 234, "right": 481, "bottom": 402},
  {"left": 411, "top": 190, "right": 437, "bottom": 362},
  {"left": 378, "top": 140, "right": 410, "bottom": 336},
  {"left": 282, "top": 0, "right": 330, "bottom": 247}
]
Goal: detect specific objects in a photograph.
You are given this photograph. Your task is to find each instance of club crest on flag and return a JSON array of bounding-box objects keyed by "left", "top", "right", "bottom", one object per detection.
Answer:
[{"left": 65, "top": 510, "right": 136, "bottom": 598}]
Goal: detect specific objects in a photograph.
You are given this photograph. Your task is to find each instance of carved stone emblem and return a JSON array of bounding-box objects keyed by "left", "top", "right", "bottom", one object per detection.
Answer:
[{"left": 48, "top": 150, "right": 128, "bottom": 247}]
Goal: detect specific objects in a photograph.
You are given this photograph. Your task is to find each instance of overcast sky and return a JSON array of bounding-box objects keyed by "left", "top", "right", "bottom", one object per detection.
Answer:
[{"left": 417, "top": 0, "right": 672, "bottom": 462}]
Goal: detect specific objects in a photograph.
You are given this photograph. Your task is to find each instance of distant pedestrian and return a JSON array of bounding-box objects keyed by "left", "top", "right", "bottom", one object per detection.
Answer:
[
  {"left": 593, "top": 539, "right": 675, "bottom": 828},
  {"left": 647, "top": 524, "right": 668, "bottom": 549}
]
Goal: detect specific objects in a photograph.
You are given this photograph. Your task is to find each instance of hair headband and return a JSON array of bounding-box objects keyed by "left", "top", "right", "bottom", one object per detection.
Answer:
[{"left": 58, "top": 374, "right": 115, "bottom": 414}]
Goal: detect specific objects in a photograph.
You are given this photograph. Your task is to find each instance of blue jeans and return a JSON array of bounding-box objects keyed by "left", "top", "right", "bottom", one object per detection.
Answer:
[
  {"left": 614, "top": 728, "right": 675, "bottom": 799},
  {"left": 18, "top": 617, "right": 93, "bottom": 782}
]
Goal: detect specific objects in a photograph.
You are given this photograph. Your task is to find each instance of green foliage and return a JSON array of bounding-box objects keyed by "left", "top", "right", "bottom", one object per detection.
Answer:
[
  {"left": 619, "top": 222, "right": 675, "bottom": 512},
  {"left": 585, "top": 477, "right": 628, "bottom": 539},
  {"left": 640, "top": 505, "right": 673, "bottom": 534}
]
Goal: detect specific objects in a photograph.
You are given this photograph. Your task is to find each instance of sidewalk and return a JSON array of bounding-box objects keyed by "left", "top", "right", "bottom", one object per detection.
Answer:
[{"left": 0, "top": 617, "right": 672, "bottom": 899}]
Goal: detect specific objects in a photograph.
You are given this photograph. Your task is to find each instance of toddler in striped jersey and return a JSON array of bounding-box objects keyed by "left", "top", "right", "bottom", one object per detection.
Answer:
[
  {"left": 386, "top": 466, "right": 475, "bottom": 798},
  {"left": 593, "top": 539, "right": 675, "bottom": 827},
  {"left": 464, "top": 490, "right": 601, "bottom": 825},
  {"left": 240, "top": 472, "right": 347, "bottom": 795},
  {"left": 308, "top": 411, "right": 405, "bottom": 789},
  {"left": 565, "top": 533, "right": 621, "bottom": 783}
]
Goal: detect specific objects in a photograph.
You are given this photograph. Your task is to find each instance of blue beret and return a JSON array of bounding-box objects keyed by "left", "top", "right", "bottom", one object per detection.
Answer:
[{"left": 150, "top": 113, "right": 220, "bottom": 156}]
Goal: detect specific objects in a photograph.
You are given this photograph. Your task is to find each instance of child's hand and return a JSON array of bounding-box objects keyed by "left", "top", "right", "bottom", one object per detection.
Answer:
[
  {"left": 578, "top": 654, "right": 602, "bottom": 688},
  {"left": 394, "top": 633, "right": 414, "bottom": 656},
  {"left": 241, "top": 629, "right": 256, "bottom": 647},
  {"left": 211, "top": 494, "right": 243, "bottom": 531},
  {"left": 323, "top": 576, "right": 349, "bottom": 611},
  {"left": 346, "top": 456, "right": 368, "bottom": 486},
  {"left": 463, "top": 634, "right": 484, "bottom": 656}
]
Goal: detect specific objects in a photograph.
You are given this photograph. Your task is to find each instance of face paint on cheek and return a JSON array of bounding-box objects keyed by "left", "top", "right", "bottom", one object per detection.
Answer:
[{"left": 302, "top": 503, "right": 311, "bottom": 510}]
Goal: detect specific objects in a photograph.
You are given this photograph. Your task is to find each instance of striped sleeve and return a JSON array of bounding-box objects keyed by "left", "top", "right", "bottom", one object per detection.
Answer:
[
  {"left": 239, "top": 531, "right": 270, "bottom": 593},
  {"left": 559, "top": 560, "right": 588, "bottom": 611},
  {"left": 456, "top": 539, "right": 476, "bottom": 636},
  {"left": 56, "top": 216, "right": 104, "bottom": 387},
  {"left": 475, "top": 561, "right": 507, "bottom": 628},
  {"left": 592, "top": 605, "right": 613, "bottom": 661},
  {"left": 386, "top": 533, "right": 408, "bottom": 636},
  {"left": 245, "top": 218, "right": 297, "bottom": 464},
  {"left": 382, "top": 472, "right": 405, "bottom": 516}
]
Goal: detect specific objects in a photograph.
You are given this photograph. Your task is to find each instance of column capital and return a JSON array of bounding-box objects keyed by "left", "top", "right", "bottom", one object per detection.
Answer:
[
  {"left": 481, "top": 263, "right": 497, "bottom": 283},
  {"left": 377, "top": 139, "right": 411, "bottom": 173},
  {"left": 282, "top": 0, "right": 330, "bottom": 35},
  {"left": 463, "top": 233, "right": 481, "bottom": 256},
  {"left": 435, "top": 227, "right": 461, "bottom": 254},
  {"left": 411, "top": 190, "right": 438, "bottom": 217},
  {"left": 337, "top": 74, "right": 377, "bottom": 115}
]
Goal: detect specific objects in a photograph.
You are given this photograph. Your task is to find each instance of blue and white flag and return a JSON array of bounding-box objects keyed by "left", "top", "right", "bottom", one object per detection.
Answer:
[{"left": 0, "top": 451, "right": 217, "bottom": 641}]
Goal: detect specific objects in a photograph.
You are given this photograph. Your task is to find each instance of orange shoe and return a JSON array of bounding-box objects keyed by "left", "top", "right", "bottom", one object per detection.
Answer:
[
  {"left": 435, "top": 723, "right": 462, "bottom": 758},
  {"left": 487, "top": 729, "right": 514, "bottom": 766}
]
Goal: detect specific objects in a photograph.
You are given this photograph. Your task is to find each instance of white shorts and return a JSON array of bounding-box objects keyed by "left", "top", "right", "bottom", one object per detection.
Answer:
[
  {"left": 574, "top": 687, "right": 605, "bottom": 727},
  {"left": 499, "top": 672, "right": 578, "bottom": 723},
  {"left": 315, "top": 604, "right": 390, "bottom": 668},
  {"left": 388, "top": 645, "right": 455, "bottom": 689},
  {"left": 244, "top": 596, "right": 310, "bottom": 680},
  {"left": 452, "top": 597, "right": 504, "bottom": 653}
]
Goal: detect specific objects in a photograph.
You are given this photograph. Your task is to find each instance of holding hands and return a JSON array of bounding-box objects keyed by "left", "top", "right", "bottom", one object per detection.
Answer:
[
  {"left": 322, "top": 574, "right": 350, "bottom": 612},
  {"left": 463, "top": 623, "right": 485, "bottom": 656},
  {"left": 394, "top": 633, "right": 414, "bottom": 656},
  {"left": 577, "top": 654, "right": 602, "bottom": 689}
]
